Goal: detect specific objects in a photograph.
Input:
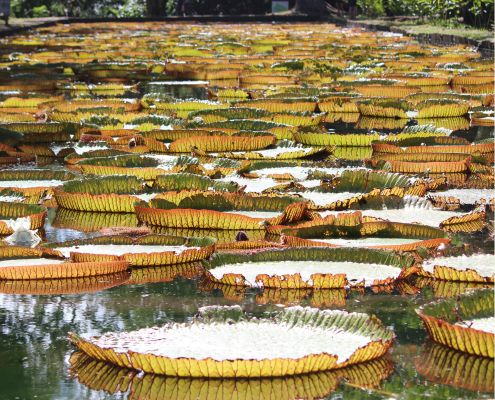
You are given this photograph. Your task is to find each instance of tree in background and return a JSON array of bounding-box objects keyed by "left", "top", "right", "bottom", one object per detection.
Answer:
[
  {"left": 294, "top": 0, "right": 330, "bottom": 14},
  {"left": 145, "top": 0, "right": 165, "bottom": 16},
  {"left": 174, "top": 0, "right": 270, "bottom": 15},
  {"left": 8, "top": 0, "right": 495, "bottom": 27},
  {"left": 10, "top": 0, "right": 271, "bottom": 17},
  {"left": 362, "top": 0, "right": 493, "bottom": 28},
  {"left": 10, "top": 0, "right": 146, "bottom": 17}
]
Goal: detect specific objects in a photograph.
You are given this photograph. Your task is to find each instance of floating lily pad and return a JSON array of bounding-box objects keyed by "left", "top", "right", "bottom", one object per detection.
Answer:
[
  {"left": 0, "top": 202, "right": 47, "bottom": 235},
  {"left": 416, "top": 289, "right": 494, "bottom": 357},
  {"left": 419, "top": 254, "right": 494, "bottom": 283},
  {"left": 204, "top": 247, "right": 415, "bottom": 289},
  {"left": 0, "top": 246, "right": 129, "bottom": 280},
  {"left": 44, "top": 234, "right": 215, "bottom": 267},
  {"left": 69, "top": 305, "right": 394, "bottom": 377}
]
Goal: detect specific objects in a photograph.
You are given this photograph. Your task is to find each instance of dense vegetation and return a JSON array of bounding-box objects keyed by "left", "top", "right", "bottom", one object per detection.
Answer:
[
  {"left": 359, "top": 0, "right": 494, "bottom": 28},
  {"left": 10, "top": 0, "right": 272, "bottom": 18},
  {"left": 9, "top": 0, "right": 494, "bottom": 28}
]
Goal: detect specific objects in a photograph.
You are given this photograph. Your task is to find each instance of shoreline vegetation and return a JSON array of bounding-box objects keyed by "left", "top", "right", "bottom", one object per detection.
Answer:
[{"left": 351, "top": 17, "right": 494, "bottom": 43}]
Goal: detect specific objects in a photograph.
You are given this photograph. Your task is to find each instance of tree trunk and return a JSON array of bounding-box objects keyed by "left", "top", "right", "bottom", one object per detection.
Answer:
[
  {"left": 294, "top": 0, "right": 329, "bottom": 15},
  {"left": 146, "top": 0, "right": 166, "bottom": 17}
]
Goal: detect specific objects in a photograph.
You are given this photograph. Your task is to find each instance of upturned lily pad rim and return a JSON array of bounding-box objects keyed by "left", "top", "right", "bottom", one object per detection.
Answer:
[
  {"left": 0, "top": 202, "right": 47, "bottom": 234},
  {"left": 277, "top": 212, "right": 448, "bottom": 241},
  {"left": 204, "top": 247, "right": 415, "bottom": 270},
  {"left": 416, "top": 255, "right": 494, "bottom": 283},
  {"left": 0, "top": 201, "right": 47, "bottom": 216},
  {"left": 40, "top": 234, "right": 216, "bottom": 267},
  {"left": 0, "top": 169, "right": 76, "bottom": 181},
  {"left": 148, "top": 190, "right": 304, "bottom": 211},
  {"left": 416, "top": 288, "right": 494, "bottom": 358},
  {"left": 59, "top": 175, "right": 147, "bottom": 195},
  {"left": 76, "top": 154, "right": 161, "bottom": 168},
  {"left": 0, "top": 259, "right": 130, "bottom": 280},
  {"left": 202, "top": 247, "right": 416, "bottom": 288},
  {"left": 42, "top": 234, "right": 216, "bottom": 251}
]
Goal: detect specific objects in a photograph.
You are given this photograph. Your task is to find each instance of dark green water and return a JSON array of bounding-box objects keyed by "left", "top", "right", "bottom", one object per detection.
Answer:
[{"left": 0, "top": 274, "right": 492, "bottom": 400}]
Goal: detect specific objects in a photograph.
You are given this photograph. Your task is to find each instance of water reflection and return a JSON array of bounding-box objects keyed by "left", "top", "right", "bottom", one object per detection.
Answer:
[
  {"left": 69, "top": 350, "right": 394, "bottom": 400},
  {"left": 142, "top": 82, "right": 208, "bottom": 100},
  {"left": 415, "top": 342, "right": 494, "bottom": 393},
  {"left": 43, "top": 208, "right": 95, "bottom": 243},
  {"left": 0, "top": 272, "right": 130, "bottom": 295},
  {"left": 0, "top": 275, "right": 493, "bottom": 399},
  {"left": 0, "top": 278, "right": 241, "bottom": 400}
]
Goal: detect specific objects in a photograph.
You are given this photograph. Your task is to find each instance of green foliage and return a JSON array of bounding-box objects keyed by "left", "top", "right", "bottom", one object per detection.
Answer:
[
  {"left": 357, "top": 0, "right": 385, "bottom": 17},
  {"left": 181, "top": 0, "right": 268, "bottom": 15},
  {"left": 31, "top": 5, "right": 50, "bottom": 17},
  {"left": 381, "top": 0, "right": 414, "bottom": 15},
  {"left": 11, "top": 0, "right": 66, "bottom": 17},
  {"left": 118, "top": 0, "right": 146, "bottom": 17},
  {"left": 11, "top": 0, "right": 146, "bottom": 17},
  {"left": 9, "top": 0, "right": 493, "bottom": 28},
  {"left": 11, "top": 0, "right": 269, "bottom": 18},
  {"left": 165, "top": 0, "right": 177, "bottom": 14},
  {"left": 381, "top": 0, "right": 494, "bottom": 28}
]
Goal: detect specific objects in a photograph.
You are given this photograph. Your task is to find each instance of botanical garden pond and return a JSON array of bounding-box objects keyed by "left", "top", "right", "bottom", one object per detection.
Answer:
[{"left": 0, "top": 22, "right": 493, "bottom": 400}]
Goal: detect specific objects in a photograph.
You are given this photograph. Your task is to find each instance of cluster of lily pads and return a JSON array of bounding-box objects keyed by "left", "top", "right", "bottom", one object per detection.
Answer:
[{"left": 0, "top": 21, "right": 493, "bottom": 394}]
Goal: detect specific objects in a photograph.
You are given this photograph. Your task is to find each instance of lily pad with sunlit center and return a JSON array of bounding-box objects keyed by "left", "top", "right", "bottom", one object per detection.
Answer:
[{"left": 69, "top": 305, "right": 394, "bottom": 378}]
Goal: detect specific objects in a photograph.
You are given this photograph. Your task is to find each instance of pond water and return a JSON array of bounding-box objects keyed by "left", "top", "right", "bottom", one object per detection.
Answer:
[
  {"left": 0, "top": 21, "right": 494, "bottom": 400},
  {"left": 0, "top": 277, "right": 491, "bottom": 399}
]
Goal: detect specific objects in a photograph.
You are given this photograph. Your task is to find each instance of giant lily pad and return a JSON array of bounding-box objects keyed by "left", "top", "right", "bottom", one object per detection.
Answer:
[
  {"left": 416, "top": 289, "right": 494, "bottom": 358},
  {"left": 0, "top": 202, "right": 47, "bottom": 235},
  {"left": 204, "top": 247, "right": 415, "bottom": 289},
  {"left": 136, "top": 191, "right": 311, "bottom": 230},
  {"left": 418, "top": 254, "right": 494, "bottom": 283},
  {"left": 54, "top": 175, "right": 149, "bottom": 212},
  {"left": 0, "top": 246, "right": 129, "bottom": 280},
  {"left": 52, "top": 208, "right": 139, "bottom": 232},
  {"left": 45, "top": 234, "right": 215, "bottom": 267},
  {"left": 76, "top": 154, "right": 192, "bottom": 180},
  {"left": 69, "top": 305, "right": 394, "bottom": 377}
]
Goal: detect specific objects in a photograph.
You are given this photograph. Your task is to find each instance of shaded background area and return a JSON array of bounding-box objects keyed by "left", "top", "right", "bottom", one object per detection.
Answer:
[{"left": 6, "top": 0, "right": 494, "bottom": 28}]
